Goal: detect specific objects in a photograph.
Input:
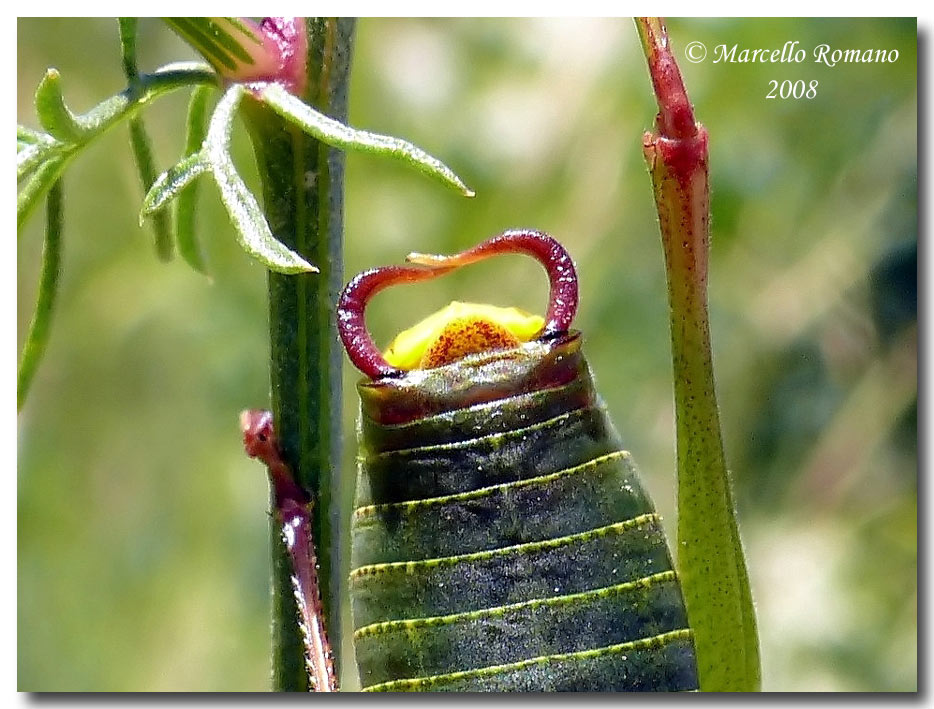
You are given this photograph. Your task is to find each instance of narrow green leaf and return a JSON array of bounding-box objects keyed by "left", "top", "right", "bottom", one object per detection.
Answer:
[
  {"left": 17, "top": 145, "right": 44, "bottom": 181},
  {"left": 206, "top": 86, "right": 316, "bottom": 274},
  {"left": 17, "top": 141, "right": 63, "bottom": 182},
  {"left": 34, "top": 69, "right": 86, "bottom": 143},
  {"left": 18, "top": 156, "right": 68, "bottom": 233},
  {"left": 118, "top": 18, "right": 139, "bottom": 80},
  {"left": 176, "top": 85, "right": 214, "bottom": 274},
  {"left": 18, "top": 125, "right": 65, "bottom": 183},
  {"left": 17, "top": 140, "right": 41, "bottom": 163},
  {"left": 259, "top": 83, "right": 476, "bottom": 198},
  {"left": 129, "top": 116, "right": 173, "bottom": 261},
  {"left": 140, "top": 152, "right": 209, "bottom": 218},
  {"left": 17, "top": 125, "right": 51, "bottom": 144},
  {"left": 212, "top": 150, "right": 316, "bottom": 274},
  {"left": 18, "top": 181, "right": 64, "bottom": 411}
]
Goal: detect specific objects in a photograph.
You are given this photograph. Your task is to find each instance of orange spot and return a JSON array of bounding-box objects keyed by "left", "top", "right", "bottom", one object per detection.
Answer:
[{"left": 421, "top": 317, "right": 521, "bottom": 368}]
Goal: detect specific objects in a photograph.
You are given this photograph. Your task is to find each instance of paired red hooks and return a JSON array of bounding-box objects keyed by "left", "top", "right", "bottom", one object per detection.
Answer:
[{"left": 337, "top": 229, "right": 579, "bottom": 379}]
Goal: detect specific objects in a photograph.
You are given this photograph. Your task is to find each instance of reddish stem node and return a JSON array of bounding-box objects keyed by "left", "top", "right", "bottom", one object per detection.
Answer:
[
  {"left": 240, "top": 409, "right": 307, "bottom": 508},
  {"left": 337, "top": 229, "right": 579, "bottom": 380}
]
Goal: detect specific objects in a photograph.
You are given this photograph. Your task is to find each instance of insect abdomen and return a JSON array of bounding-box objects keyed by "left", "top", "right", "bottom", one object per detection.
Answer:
[{"left": 349, "top": 335, "right": 698, "bottom": 692}]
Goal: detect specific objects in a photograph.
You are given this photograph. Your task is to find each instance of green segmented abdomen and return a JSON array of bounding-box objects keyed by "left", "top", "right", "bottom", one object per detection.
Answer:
[{"left": 349, "top": 335, "right": 697, "bottom": 692}]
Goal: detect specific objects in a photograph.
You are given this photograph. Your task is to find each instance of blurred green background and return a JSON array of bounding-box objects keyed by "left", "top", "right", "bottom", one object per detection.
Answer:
[{"left": 17, "top": 18, "right": 916, "bottom": 691}]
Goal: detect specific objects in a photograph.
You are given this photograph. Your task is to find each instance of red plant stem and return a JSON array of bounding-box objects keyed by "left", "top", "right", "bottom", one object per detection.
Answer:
[
  {"left": 636, "top": 17, "right": 760, "bottom": 691},
  {"left": 240, "top": 410, "right": 338, "bottom": 692},
  {"left": 337, "top": 229, "right": 579, "bottom": 379},
  {"left": 636, "top": 17, "right": 697, "bottom": 141},
  {"left": 638, "top": 17, "right": 711, "bottom": 317}
]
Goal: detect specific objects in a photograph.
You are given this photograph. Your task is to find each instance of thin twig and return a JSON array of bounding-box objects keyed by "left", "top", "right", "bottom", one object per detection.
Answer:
[
  {"left": 18, "top": 180, "right": 64, "bottom": 410},
  {"left": 240, "top": 410, "right": 338, "bottom": 692}
]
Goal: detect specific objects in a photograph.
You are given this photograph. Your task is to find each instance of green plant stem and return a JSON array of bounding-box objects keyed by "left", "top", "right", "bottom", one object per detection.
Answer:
[
  {"left": 120, "top": 19, "right": 173, "bottom": 262},
  {"left": 129, "top": 116, "right": 173, "bottom": 260},
  {"left": 636, "top": 17, "right": 760, "bottom": 692},
  {"left": 240, "top": 18, "right": 354, "bottom": 691},
  {"left": 18, "top": 181, "right": 63, "bottom": 411},
  {"left": 117, "top": 18, "right": 140, "bottom": 80}
]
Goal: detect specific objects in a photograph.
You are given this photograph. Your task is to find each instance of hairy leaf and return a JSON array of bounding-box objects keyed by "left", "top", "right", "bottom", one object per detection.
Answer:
[
  {"left": 17, "top": 125, "right": 49, "bottom": 144},
  {"left": 140, "top": 152, "right": 210, "bottom": 218},
  {"left": 206, "top": 86, "right": 316, "bottom": 273},
  {"left": 34, "top": 70, "right": 86, "bottom": 143},
  {"left": 17, "top": 140, "right": 61, "bottom": 181},
  {"left": 259, "top": 84, "right": 475, "bottom": 197}
]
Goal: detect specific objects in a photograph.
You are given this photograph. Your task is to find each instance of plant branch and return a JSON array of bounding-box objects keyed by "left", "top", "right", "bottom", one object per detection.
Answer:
[
  {"left": 129, "top": 116, "right": 174, "bottom": 260},
  {"left": 18, "top": 181, "right": 64, "bottom": 411},
  {"left": 239, "top": 17, "right": 355, "bottom": 691},
  {"left": 241, "top": 410, "right": 338, "bottom": 691},
  {"left": 117, "top": 18, "right": 140, "bottom": 81},
  {"left": 120, "top": 18, "right": 174, "bottom": 261},
  {"left": 636, "top": 17, "right": 761, "bottom": 692},
  {"left": 18, "top": 64, "right": 216, "bottom": 234}
]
